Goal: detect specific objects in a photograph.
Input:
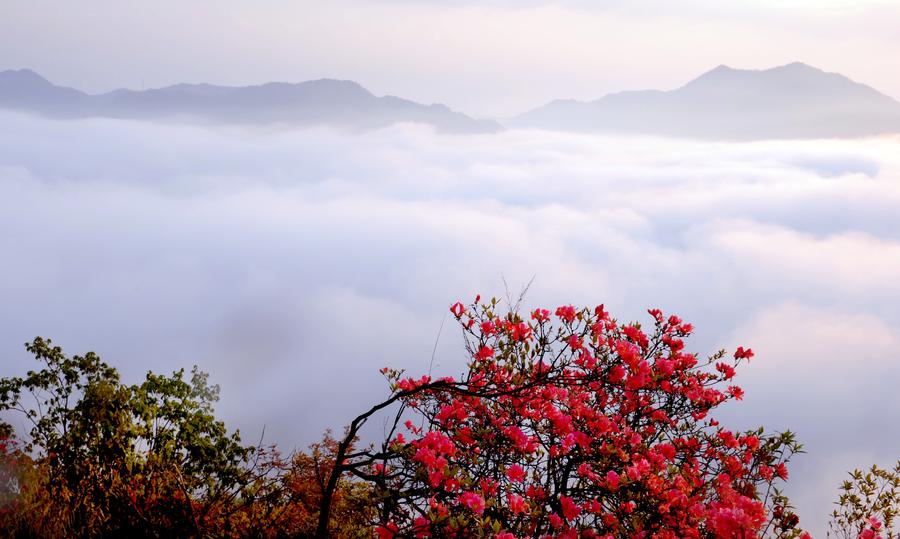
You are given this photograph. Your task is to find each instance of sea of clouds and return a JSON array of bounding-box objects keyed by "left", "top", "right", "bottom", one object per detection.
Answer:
[{"left": 1, "top": 111, "right": 898, "bottom": 535}]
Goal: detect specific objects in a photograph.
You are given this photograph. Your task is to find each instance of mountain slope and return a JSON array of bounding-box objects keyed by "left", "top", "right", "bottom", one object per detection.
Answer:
[
  {"left": 0, "top": 69, "right": 500, "bottom": 133},
  {"left": 512, "top": 62, "right": 900, "bottom": 139}
]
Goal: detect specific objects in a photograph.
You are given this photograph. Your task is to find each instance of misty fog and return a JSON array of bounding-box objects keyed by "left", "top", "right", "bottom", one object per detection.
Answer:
[{"left": 1, "top": 111, "right": 899, "bottom": 536}]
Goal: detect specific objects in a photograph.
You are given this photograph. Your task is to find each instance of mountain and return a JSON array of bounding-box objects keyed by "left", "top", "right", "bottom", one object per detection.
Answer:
[
  {"left": 0, "top": 69, "right": 500, "bottom": 133},
  {"left": 512, "top": 62, "right": 900, "bottom": 139}
]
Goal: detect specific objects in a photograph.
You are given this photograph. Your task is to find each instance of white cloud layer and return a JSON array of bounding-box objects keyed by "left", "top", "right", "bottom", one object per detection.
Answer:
[{"left": 1, "top": 112, "right": 899, "bottom": 535}]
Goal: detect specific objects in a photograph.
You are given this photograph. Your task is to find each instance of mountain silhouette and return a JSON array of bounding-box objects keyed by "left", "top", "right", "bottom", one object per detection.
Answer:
[
  {"left": 512, "top": 62, "right": 900, "bottom": 139},
  {"left": 4, "top": 64, "right": 899, "bottom": 139},
  {"left": 0, "top": 69, "right": 500, "bottom": 133}
]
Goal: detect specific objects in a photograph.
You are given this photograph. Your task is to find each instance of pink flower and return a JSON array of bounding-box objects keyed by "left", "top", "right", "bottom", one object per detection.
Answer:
[
  {"left": 508, "top": 493, "right": 527, "bottom": 514},
  {"left": 867, "top": 516, "right": 882, "bottom": 530},
  {"left": 549, "top": 513, "right": 563, "bottom": 529},
  {"left": 506, "top": 463, "right": 526, "bottom": 482},
  {"left": 458, "top": 491, "right": 485, "bottom": 514},
  {"left": 606, "top": 470, "right": 620, "bottom": 491}
]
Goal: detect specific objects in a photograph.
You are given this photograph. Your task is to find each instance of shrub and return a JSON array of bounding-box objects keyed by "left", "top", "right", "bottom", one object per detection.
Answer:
[
  {"left": 829, "top": 460, "right": 899, "bottom": 539},
  {"left": 318, "top": 298, "right": 809, "bottom": 538}
]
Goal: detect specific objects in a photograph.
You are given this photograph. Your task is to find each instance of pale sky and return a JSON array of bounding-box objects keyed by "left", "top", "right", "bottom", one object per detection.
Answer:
[{"left": 2, "top": 0, "right": 899, "bottom": 117}]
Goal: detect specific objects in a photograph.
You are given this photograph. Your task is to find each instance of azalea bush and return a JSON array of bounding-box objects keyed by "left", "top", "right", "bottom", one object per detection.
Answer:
[{"left": 319, "top": 297, "right": 809, "bottom": 538}]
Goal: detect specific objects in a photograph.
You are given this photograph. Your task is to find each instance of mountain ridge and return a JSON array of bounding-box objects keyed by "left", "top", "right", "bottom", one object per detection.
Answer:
[
  {"left": 3, "top": 63, "right": 900, "bottom": 139},
  {"left": 0, "top": 69, "right": 501, "bottom": 133},
  {"left": 513, "top": 62, "right": 900, "bottom": 139}
]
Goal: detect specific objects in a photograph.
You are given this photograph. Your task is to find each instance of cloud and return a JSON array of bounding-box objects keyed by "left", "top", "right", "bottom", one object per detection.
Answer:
[
  {"left": 1, "top": 111, "right": 899, "bottom": 534},
  {"left": 724, "top": 302, "right": 900, "bottom": 530}
]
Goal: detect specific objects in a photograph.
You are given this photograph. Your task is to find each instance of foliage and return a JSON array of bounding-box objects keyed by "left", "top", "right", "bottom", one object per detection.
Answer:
[
  {"left": 0, "top": 430, "right": 26, "bottom": 522},
  {"left": 829, "top": 460, "right": 900, "bottom": 539},
  {"left": 280, "top": 432, "right": 375, "bottom": 537},
  {"left": 0, "top": 337, "right": 376, "bottom": 538},
  {"left": 0, "top": 337, "right": 253, "bottom": 536},
  {"left": 4, "top": 298, "right": 895, "bottom": 538},
  {"left": 320, "top": 298, "right": 810, "bottom": 538}
]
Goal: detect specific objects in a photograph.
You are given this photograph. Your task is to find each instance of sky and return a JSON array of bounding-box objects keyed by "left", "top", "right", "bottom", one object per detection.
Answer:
[{"left": 1, "top": 0, "right": 900, "bottom": 116}]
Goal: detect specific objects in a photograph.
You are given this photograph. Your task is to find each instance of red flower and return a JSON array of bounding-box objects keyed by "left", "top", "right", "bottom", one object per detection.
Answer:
[
  {"left": 623, "top": 325, "right": 650, "bottom": 350},
  {"left": 506, "top": 463, "right": 526, "bottom": 482},
  {"left": 555, "top": 305, "right": 577, "bottom": 323},
  {"left": 559, "top": 495, "right": 581, "bottom": 521},
  {"left": 474, "top": 346, "right": 494, "bottom": 361},
  {"left": 775, "top": 462, "right": 789, "bottom": 480},
  {"left": 566, "top": 334, "right": 583, "bottom": 350},
  {"left": 508, "top": 321, "right": 532, "bottom": 341},
  {"left": 375, "top": 521, "right": 399, "bottom": 539},
  {"left": 413, "top": 516, "right": 430, "bottom": 536}
]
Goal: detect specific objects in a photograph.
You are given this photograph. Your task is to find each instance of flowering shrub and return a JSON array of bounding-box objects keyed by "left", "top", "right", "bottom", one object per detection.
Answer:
[{"left": 319, "top": 297, "right": 809, "bottom": 538}]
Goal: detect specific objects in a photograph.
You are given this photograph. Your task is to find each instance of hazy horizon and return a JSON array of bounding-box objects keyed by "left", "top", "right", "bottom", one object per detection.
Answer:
[
  {"left": 3, "top": 59, "right": 900, "bottom": 117},
  {"left": 2, "top": 0, "right": 900, "bottom": 117},
  {"left": 4, "top": 61, "right": 900, "bottom": 140}
]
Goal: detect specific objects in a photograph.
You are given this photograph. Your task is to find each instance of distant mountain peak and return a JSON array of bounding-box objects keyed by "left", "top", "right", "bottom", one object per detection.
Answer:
[
  {"left": 691, "top": 61, "right": 822, "bottom": 83},
  {"left": 306, "top": 78, "right": 364, "bottom": 87},
  {"left": 2, "top": 68, "right": 42, "bottom": 77},
  {"left": 776, "top": 61, "right": 818, "bottom": 71},
  {"left": 299, "top": 78, "right": 374, "bottom": 97},
  {"left": 0, "top": 68, "right": 85, "bottom": 105},
  {"left": 513, "top": 62, "right": 900, "bottom": 139},
  {"left": 0, "top": 68, "right": 52, "bottom": 86}
]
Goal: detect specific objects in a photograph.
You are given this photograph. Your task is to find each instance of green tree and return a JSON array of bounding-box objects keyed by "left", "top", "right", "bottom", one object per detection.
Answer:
[{"left": 0, "top": 337, "right": 252, "bottom": 538}]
